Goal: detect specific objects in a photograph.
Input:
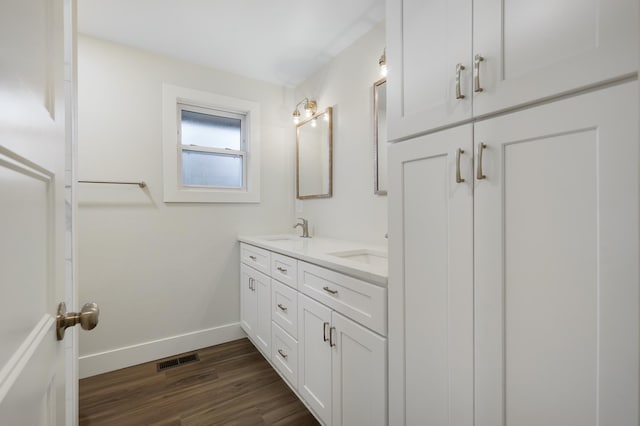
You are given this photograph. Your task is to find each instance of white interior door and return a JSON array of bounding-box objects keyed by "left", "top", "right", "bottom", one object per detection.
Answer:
[
  {"left": 0, "top": 0, "right": 73, "bottom": 424},
  {"left": 474, "top": 82, "right": 639, "bottom": 426}
]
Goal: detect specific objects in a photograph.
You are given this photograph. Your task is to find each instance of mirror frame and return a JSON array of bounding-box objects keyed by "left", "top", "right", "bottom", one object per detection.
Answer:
[
  {"left": 373, "top": 78, "right": 387, "bottom": 195},
  {"left": 296, "top": 106, "right": 333, "bottom": 199}
]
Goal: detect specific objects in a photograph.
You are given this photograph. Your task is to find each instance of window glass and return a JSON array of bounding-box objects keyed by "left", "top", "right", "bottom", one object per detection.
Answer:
[
  {"left": 181, "top": 150, "right": 243, "bottom": 188},
  {"left": 180, "top": 109, "right": 242, "bottom": 150}
]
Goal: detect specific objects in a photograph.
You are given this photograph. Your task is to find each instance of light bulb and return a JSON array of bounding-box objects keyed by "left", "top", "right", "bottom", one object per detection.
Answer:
[
  {"left": 380, "top": 63, "right": 388, "bottom": 77},
  {"left": 293, "top": 116, "right": 300, "bottom": 124},
  {"left": 311, "top": 118, "right": 317, "bottom": 127},
  {"left": 323, "top": 113, "right": 329, "bottom": 122}
]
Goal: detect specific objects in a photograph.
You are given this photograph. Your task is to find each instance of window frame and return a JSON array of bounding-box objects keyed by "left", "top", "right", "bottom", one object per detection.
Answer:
[
  {"left": 162, "top": 84, "right": 260, "bottom": 203},
  {"left": 177, "top": 103, "right": 247, "bottom": 190}
]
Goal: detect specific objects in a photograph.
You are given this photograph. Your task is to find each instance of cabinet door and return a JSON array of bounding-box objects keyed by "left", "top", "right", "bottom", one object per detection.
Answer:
[
  {"left": 240, "top": 264, "right": 258, "bottom": 338},
  {"left": 386, "top": 0, "right": 472, "bottom": 141},
  {"left": 474, "top": 82, "right": 639, "bottom": 426},
  {"left": 298, "top": 294, "right": 332, "bottom": 425},
  {"left": 388, "top": 124, "right": 474, "bottom": 425},
  {"left": 473, "top": 0, "right": 638, "bottom": 116},
  {"left": 254, "top": 270, "right": 272, "bottom": 358},
  {"left": 331, "top": 312, "right": 386, "bottom": 426}
]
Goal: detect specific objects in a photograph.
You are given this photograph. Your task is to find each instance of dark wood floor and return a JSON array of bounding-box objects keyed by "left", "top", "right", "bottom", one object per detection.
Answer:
[{"left": 79, "top": 338, "right": 320, "bottom": 426}]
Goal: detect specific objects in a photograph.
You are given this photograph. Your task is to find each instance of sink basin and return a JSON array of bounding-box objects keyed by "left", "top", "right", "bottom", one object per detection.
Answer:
[{"left": 327, "top": 249, "right": 387, "bottom": 268}]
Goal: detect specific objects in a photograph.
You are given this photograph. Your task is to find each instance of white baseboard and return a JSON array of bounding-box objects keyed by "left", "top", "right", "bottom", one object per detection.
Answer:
[{"left": 79, "top": 322, "right": 246, "bottom": 379}]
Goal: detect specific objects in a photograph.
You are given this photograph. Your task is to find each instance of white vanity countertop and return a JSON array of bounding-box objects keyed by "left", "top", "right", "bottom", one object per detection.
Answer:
[{"left": 238, "top": 234, "right": 388, "bottom": 286}]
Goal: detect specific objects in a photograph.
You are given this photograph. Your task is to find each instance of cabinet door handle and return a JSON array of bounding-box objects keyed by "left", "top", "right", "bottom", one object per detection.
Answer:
[
  {"left": 329, "top": 326, "right": 336, "bottom": 347},
  {"left": 277, "top": 303, "right": 287, "bottom": 312},
  {"left": 277, "top": 349, "right": 288, "bottom": 359},
  {"left": 249, "top": 255, "right": 257, "bottom": 261},
  {"left": 474, "top": 54, "right": 484, "bottom": 93},
  {"left": 455, "top": 63, "right": 465, "bottom": 99},
  {"left": 323, "top": 321, "right": 329, "bottom": 342},
  {"left": 276, "top": 266, "right": 287, "bottom": 273},
  {"left": 322, "top": 286, "right": 338, "bottom": 295},
  {"left": 249, "top": 277, "right": 254, "bottom": 291},
  {"left": 456, "top": 148, "right": 465, "bottom": 183},
  {"left": 477, "top": 143, "right": 487, "bottom": 180}
]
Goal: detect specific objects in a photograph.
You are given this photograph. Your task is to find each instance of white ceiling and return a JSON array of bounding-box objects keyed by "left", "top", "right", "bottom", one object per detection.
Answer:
[{"left": 78, "top": 0, "right": 385, "bottom": 88}]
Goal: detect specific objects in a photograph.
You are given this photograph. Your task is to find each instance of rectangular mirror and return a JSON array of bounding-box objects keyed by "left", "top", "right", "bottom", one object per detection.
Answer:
[
  {"left": 374, "top": 78, "right": 387, "bottom": 195},
  {"left": 296, "top": 107, "right": 332, "bottom": 199}
]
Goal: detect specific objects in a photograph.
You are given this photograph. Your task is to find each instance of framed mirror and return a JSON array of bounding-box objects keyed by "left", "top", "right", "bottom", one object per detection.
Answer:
[
  {"left": 373, "top": 78, "right": 387, "bottom": 195},
  {"left": 296, "top": 107, "right": 332, "bottom": 199}
]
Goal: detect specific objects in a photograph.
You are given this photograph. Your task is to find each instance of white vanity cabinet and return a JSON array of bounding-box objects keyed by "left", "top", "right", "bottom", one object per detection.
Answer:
[
  {"left": 240, "top": 263, "right": 272, "bottom": 358},
  {"left": 298, "top": 294, "right": 387, "bottom": 426},
  {"left": 388, "top": 82, "right": 639, "bottom": 425},
  {"left": 239, "top": 241, "right": 388, "bottom": 426},
  {"left": 387, "top": 0, "right": 638, "bottom": 139}
]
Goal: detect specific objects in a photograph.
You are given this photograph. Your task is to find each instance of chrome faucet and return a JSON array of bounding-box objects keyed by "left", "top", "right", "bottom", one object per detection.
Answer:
[{"left": 293, "top": 218, "right": 310, "bottom": 238}]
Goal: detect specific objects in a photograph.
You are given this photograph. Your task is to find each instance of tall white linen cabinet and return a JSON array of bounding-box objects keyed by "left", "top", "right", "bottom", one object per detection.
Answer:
[{"left": 386, "top": 0, "right": 640, "bottom": 425}]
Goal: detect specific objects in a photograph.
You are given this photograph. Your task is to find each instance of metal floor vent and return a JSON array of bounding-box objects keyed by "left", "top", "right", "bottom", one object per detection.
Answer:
[{"left": 156, "top": 353, "right": 200, "bottom": 372}]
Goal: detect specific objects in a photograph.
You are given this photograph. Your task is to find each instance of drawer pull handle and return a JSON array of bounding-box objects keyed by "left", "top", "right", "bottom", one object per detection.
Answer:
[
  {"left": 277, "top": 349, "right": 288, "bottom": 359},
  {"left": 249, "top": 255, "right": 257, "bottom": 261},
  {"left": 277, "top": 303, "right": 288, "bottom": 312},
  {"left": 329, "top": 326, "right": 336, "bottom": 347},
  {"left": 474, "top": 54, "right": 484, "bottom": 93},
  {"left": 322, "top": 286, "right": 338, "bottom": 295},
  {"left": 249, "top": 277, "right": 255, "bottom": 291},
  {"left": 323, "top": 321, "right": 329, "bottom": 342},
  {"left": 456, "top": 148, "right": 465, "bottom": 183},
  {"left": 455, "top": 63, "right": 465, "bottom": 100},
  {"left": 477, "top": 142, "right": 487, "bottom": 180},
  {"left": 276, "top": 267, "right": 288, "bottom": 273}
]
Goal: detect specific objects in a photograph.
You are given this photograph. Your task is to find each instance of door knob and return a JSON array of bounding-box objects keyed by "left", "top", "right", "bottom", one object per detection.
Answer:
[{"left": 56, "top": 302, "right": 100, "bottom": 340}]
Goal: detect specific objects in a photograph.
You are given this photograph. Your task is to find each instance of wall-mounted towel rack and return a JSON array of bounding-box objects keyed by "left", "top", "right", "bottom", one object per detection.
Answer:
[{"left": 78, "top": 180, "right": 147, "bottom": 188}]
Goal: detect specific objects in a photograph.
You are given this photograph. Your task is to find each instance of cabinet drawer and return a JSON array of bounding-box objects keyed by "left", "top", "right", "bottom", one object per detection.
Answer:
[
  {"left": 298, "top": 261, "right": 387, "bottom": 336},
  {"left": 271, "top": 322, "right": 298, "bottom": 389},
  {"left": 240, "top": 243, "right": 271, "bottom": 275},
  {"left": 271, "top": 252, "right": 298, "bottom": 289},
  {"left": 272, "top": 279, "right": 298, "bottom": 338}
]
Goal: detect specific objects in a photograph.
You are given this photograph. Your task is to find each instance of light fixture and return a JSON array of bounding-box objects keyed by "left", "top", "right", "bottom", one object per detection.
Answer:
[
  {"left": 379, "top": 48, "right": 387, "bottom": 77},
  {"left": 311, "top": 118, "right": 317, "bottom": 128},
  {"left": 292, "top": 97, "right": 317, "bottom": 124}
]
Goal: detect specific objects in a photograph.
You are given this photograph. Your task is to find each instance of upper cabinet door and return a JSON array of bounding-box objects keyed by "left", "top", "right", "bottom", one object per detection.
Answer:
[
  {"left": 473, "top": 0, "right": 639, "bottom": 116},
  {"left": 387, "top": 0, "right": 472, "bottom": 141}
]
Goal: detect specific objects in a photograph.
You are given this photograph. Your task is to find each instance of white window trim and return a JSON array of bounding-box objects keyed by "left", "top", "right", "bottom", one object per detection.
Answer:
[{"left": 162, "top": 83, "right": 260, "bottom": 203}]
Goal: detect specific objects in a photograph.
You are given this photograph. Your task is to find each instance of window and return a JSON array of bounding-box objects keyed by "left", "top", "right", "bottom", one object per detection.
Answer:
[{"left": 163, "top": 84, "right": 260, "bottom": 202}]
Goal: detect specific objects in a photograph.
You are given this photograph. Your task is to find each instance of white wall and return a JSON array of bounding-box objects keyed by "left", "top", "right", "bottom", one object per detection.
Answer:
[
  {"left": 294, "top": 22, "right": 387, "bottom": 245},
  {"left": 77, "top": 35, "right": 295, "bottom": 377}
]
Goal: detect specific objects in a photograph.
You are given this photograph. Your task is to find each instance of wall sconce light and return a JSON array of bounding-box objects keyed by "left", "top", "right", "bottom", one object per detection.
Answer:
[
  {"left": 379, "top": 48, "right": 387, "bottom": 77},
  {"left": 292, "top": 98, "right": 317, "bottom": 124}
]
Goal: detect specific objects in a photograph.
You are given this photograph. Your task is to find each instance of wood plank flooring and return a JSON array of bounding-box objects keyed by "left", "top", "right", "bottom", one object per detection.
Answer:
[{"left": 79, "top": 338, "right": 320, "bottom": 426}]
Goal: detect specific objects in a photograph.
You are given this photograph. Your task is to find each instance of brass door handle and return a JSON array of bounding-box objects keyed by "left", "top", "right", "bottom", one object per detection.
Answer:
[
  {"left": 456, "top": 148, "right": 465, "bottom": 183},
  {"left": 323, "top": 321, "right": 329, "bottom": 342},
  {"left": 477, "top": 143, "right": 487, "bottom": 180},
  {"left": 56, "top": 302, "right": 99, "bottom": 341},
  {"left": 455, "top": 63, "right": 465, "bottom": 99},
  {"left": 277, "top": 303, "right": 288, "bottom": 312},
  {"left": 474, "top": 54, "right": 484, "bottom": 93},
  {"left": 322, "top": 286, "right": 338, "bottom": 295}
]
